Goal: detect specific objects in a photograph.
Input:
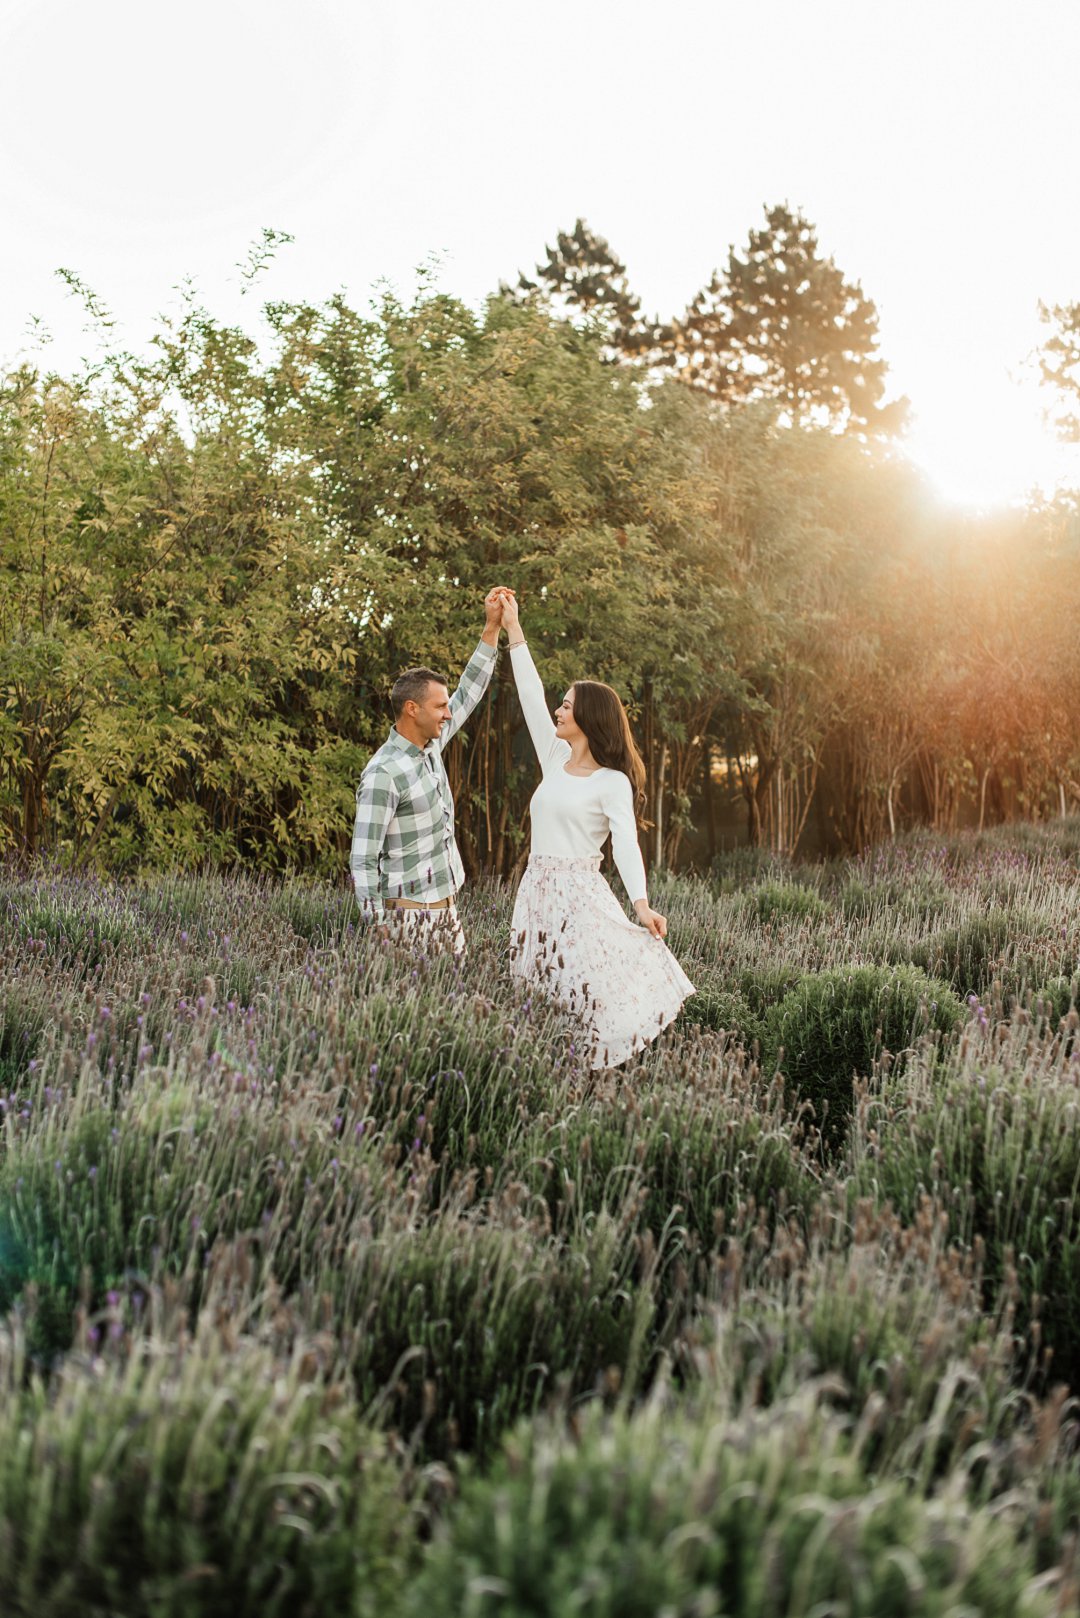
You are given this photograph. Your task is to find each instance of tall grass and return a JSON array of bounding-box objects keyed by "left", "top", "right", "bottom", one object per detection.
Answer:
[
  {"left": 0, "top": 1306, "right": 413, "bottom": 1618},
  {"left": 408, "top": 1379, "right": 1077, "bottom": 1618}
]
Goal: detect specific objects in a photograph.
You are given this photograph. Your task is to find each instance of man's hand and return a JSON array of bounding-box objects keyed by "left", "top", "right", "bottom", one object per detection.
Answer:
[{"left": 483, "top": 585, "right": 516, "bottom": 646}]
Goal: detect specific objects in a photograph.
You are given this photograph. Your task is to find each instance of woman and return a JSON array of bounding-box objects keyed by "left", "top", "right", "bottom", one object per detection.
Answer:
[{"left": 500, "top": 591, "right": 694, "bottom": 1068}]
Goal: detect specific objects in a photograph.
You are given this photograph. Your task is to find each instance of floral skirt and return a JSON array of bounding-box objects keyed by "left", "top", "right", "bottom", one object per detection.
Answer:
[{"left": 509, "top": 854, "right": 695, "bottom": 1069}]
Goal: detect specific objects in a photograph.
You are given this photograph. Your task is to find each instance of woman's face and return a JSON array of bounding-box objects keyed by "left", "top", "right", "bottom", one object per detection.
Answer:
[{"left": 554, "top": 686, "right": 585, "bottom": 742}]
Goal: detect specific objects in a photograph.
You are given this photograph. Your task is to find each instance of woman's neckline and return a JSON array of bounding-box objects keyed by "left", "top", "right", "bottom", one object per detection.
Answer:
[{"left": 562, "top": 763, "right": 605, "bottom": 778}]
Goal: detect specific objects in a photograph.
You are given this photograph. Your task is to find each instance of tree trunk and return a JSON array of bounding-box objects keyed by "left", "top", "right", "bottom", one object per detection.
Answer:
[
  {"left": 775, "top": 766, "right": 784, "bottom": 854},
  {"left": 978, "top": 766, "right": 990, "bottom": 834},
  {"left": 790, "top": 753, "right": 822, "bottom": 856},
  {"left": 752, "top": 756, "right": 776, "bottom": 848},
  {"left": 654, "top": 742, "right": 668, "bottom": 871}
]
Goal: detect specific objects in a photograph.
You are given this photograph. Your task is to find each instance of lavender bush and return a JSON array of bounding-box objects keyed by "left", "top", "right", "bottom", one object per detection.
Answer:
[{"left": 0, "top": 823, "right": 1077, "bottom": 1611}]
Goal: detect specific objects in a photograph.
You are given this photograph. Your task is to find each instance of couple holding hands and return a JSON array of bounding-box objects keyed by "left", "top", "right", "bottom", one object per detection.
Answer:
[{"left": 351, "top": 586, "right": 694, "bottom": 1069}]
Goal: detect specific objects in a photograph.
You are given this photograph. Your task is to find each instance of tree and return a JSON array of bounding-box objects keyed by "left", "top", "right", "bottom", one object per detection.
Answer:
[
  {"left": 708, "top": 412, "right": 857, "bottom": 852},
  {"left": 507, "top": 218, "right": 654, "bottom": 361},
  {"left": 1039, "top": 299, "right": 1080, "bottom": 441},
  {"left": 0, "top": 279, "right": 368, "bottom": 869},
  {"left": 505, "top": 216, "right": 660, "bottom": 362},
  {"left": 513, "top": 206, "right": 906, "bottom": 438},
  {"left": 671, "top": 205, "right": 906, "bottom": 435},
  {"left": 0, "top": 370, "right": 127, "bottom": 857},
  {"left": 290, "top": 286, "right": 738, "bottom": 877},
  {"left": 4, "top": 246, "right": 1079, "bottom": 874}
]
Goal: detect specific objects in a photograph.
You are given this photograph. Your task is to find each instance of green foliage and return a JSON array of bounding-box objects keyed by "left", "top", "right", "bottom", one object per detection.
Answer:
[
  {"left": 678, "top": 982, "right": 764, "bottom": 1046},
  {"left": 0, "top": 1072, "right": 325, "bottom": 1360},
  {"left": 0, "top": 280, "right": 739, "bottom": 875},
  {"left": 265, "top": 879, "right": 355, "bottom": 947},
  {"left": 838, "top": 864, "right": 953, "bottom": 926},
  {"left": 525, "top": 1040, "right": 820, "bottom": 1262},
  {"left": 332, "top": 1214, "right": 654, "bottom": 1461},
  {"left": 1033, "top": 973, "right": 1080, "bottom": 1022},
  {"left": 744, "top": 878, "right": 829, "bottom": 925},
  {"left": 851, "top": 1006, "right": 1080, "bottom": 1389},
  {"left": 687, "top": 1196, "right": 1022, "bottom": 1478},
  {"left": 512, "top": 218, "right": 646, "bottom": 356},
  {"left": 764, "top": 965, "right": 964, "bottom": 1150},
  {"left": 0, "top": 980, "right": 51, "bottom": 1090},
  {"left": 408, "top": 1390, "right": 1062, "bottom": 1618},
  {"left": 708, "top": 846, "right": 788, "bottom": 891},
  {"left": 3, "top": 250, "right": 1078, "bottom": 878},
  {"left": 736, "top": 960, "right": 808, "bottom": 1018},
  {"left": 910, "top": 905, "right": 1032, "bottom": 994},
  {"left": 0, "top": 1324, "right": 411, "bottom": 1618},
  {"left": 837, "top": 875, "right": 876, "bottom": 917}
]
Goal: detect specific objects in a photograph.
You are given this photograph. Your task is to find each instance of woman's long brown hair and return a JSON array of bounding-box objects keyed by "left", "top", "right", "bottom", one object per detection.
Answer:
[{"left": 570, "top": 681, "right": 648, "bottom": 824}]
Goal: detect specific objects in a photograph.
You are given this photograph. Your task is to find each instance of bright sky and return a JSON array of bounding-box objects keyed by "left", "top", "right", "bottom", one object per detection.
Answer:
[{"left": 2, "top": 0, "right": 1079, "bottom": 509}]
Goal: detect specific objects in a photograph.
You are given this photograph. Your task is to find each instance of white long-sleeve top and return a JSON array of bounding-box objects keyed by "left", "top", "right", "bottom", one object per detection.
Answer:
[{"left": 508, "top": 641, "right": 649, "bottom": 905}]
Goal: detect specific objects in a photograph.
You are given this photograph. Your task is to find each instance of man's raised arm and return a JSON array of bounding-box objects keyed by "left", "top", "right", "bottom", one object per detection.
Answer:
[{"left": 438, "top": 586, "right": 509, "bottom": 751}]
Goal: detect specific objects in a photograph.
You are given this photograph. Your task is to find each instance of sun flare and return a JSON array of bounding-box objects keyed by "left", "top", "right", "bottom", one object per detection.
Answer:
[{"left": 900, "top": 366, "right": 1078, "bottom": 511}]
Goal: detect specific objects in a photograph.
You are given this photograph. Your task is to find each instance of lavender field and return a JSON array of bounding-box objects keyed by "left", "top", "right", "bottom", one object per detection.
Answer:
[{"left": 1, "top": 823, "right": 1080, "bottom": 1616}]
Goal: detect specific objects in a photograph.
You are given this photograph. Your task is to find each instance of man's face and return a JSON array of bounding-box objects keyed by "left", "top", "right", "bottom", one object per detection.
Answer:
[{"left": 408, "top": 683, "right": 452, "bottom": 743}]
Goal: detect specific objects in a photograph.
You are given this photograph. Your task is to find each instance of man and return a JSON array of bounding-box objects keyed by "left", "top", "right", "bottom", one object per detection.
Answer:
[{"left": 350, "top": 587, "right": 509, "bottom": 951}]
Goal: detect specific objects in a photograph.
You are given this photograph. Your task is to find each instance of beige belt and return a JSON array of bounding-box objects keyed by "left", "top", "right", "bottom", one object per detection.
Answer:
[{"left": 384, "top": 895, "right": 452, "bottom": 911}]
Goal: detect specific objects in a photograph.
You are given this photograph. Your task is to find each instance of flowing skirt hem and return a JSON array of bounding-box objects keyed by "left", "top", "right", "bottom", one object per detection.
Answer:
[{"left": 510, "top": 854, "right": 695, "bottom": 1070}]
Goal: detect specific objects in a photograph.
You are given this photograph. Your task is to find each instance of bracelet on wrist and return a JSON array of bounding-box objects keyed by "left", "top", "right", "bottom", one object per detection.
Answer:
[{"left": 507, "top": 638, "right": 526, "bottom": 648}]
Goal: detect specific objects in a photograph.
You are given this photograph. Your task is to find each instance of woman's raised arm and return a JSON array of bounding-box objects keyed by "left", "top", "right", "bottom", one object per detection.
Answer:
[{"left": 501, "top": 595, "right": 566, "bottom": 773}]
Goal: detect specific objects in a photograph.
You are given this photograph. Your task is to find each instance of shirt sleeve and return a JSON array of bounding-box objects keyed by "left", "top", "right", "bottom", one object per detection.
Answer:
[
  {"left": 351, "top": 763, "right": 398, "bottom": 920},
  {"left": 438, "top": 639, "right": 497, "bottom": 751},
  {"left": 508, "top": 641, "right": 569, "bottom": 774},
  {"left": 603, "top": 770, "right": 648, "bottom": 905}
]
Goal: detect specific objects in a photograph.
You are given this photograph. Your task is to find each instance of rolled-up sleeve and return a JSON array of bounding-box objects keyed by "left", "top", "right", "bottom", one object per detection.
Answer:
[
  {"left": 439, "top": 640, "right": 497, "bottom": 750},
  {"left": 351, "top": 766, "right": 398, "bottom": 920}
]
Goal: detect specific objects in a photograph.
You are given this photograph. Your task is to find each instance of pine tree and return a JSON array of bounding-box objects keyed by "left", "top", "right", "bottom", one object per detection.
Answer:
[
  {"left": 506, "top": 219, "right": 654, "bottom": 360},
  {"left": 670, "top": 204, "right": 906, "bottom": 434},
  {"left": 511, "top": 207, "right": 904, "bottom": 433}
]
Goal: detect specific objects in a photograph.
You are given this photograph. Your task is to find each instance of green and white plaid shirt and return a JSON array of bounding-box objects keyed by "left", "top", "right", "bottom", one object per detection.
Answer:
[{"left": 351, "top": 640, "right": 497, "bottom": 920}]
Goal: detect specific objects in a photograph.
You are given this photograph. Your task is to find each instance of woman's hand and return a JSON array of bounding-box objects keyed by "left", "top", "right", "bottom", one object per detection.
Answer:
[
  {"left": 500, "top": 590, "right": 522, "bottom": 638},
  {"left": 634, "top": 899, "right": 667, "bottom": 940},
  {"left": 484, "top": 586, "right": 514, "bottom": 633}
]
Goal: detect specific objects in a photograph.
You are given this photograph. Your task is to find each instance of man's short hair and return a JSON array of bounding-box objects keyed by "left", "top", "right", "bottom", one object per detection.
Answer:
[{"left": 391, "top": 666, "right": 447, "bottom": 719}]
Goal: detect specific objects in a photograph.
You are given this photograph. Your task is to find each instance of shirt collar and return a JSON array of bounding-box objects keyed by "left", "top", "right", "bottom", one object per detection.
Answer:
[{"left": 385, "top": 726, "right": 436, "bottom": 760}]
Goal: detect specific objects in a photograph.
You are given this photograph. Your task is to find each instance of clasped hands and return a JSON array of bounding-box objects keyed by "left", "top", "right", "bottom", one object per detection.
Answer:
[{"left": 482, "top": 586, "right": 519, "bottom": 638}]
